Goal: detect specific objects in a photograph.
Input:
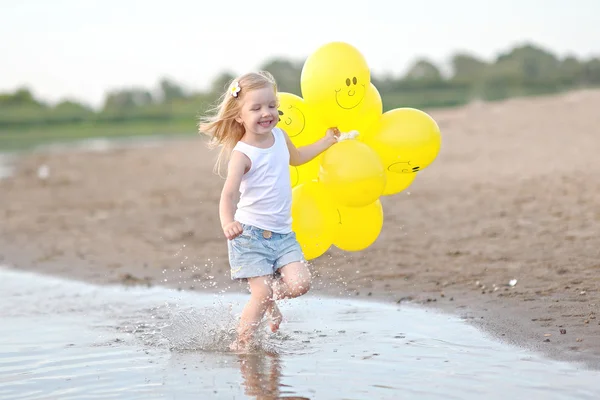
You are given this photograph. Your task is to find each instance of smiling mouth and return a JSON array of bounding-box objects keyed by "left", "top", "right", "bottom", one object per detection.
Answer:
[{"left": 334, "top": 84, "right": 365, "bottom": 109}]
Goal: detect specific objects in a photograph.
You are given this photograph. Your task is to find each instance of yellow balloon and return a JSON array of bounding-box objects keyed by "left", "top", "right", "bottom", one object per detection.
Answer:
[
  {"left": 289, "top": 156, "right": 321, "bottom": 188},
  {"left": 334, "top": 199, "right": 384, "bottom": 252},
  {"left": 339, "top": 83, "right": 382, "bottom": 135},
  {"left": 318, "top": 140, "right": 386, "bottom": 207},
  {"left": 291, "top": 181, "right": 338, "bottom": 260},
  {"left": 277, "top": 92, "right": 327, "bottom": 148},
  {"left": 365, "top": 108, "right": 441, "bottom": 174},
  {"left": 382, "top": 170, "right": 417, "bottom": 196},
  {"left": 357, "top": 117, "right": 382, "bottom": 144},
  {"left": 300, "top": 42, "right": 370, "bottom": 127}
]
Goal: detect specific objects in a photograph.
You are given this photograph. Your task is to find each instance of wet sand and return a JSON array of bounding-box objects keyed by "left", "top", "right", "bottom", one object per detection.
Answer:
[{"left": 1, "top": 89, "right": 600, "bottom": 369}]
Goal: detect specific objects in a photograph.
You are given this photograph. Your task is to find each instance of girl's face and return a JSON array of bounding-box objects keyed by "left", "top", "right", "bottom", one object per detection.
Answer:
[{"left": 236, "top": 86, "right": 279, "bottom": 136}]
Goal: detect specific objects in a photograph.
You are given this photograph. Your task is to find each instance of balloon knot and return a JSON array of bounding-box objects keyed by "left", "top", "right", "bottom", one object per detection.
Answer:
[{"left": 336, "top": 130, "right": 360, "bottom": 142}]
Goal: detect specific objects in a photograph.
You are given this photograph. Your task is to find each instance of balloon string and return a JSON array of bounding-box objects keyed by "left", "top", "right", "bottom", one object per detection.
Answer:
[{"left": 336, "top": 130, "right": 360, "bottom": 142}]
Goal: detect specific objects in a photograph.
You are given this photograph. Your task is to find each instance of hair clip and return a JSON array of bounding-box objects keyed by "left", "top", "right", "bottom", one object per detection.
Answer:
[{"left": 230, "top": 81, "right": 241, "bottom": 98}]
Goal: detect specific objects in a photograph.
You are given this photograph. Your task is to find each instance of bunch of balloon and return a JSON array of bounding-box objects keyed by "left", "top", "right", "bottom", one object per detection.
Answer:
[{"left": 277, "top": 41, "right": 442, "bottom": 261}]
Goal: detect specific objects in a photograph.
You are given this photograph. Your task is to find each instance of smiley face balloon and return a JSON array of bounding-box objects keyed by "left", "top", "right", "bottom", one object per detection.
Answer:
[
  {"left": 277, "top": 92, "right": 326, "bottom": 148},
  {"left": 364, "top": 108, "right": 441, "bottom": 195},
  {"left": 300, "top": 42, "right": 371, "bottom": 129}
]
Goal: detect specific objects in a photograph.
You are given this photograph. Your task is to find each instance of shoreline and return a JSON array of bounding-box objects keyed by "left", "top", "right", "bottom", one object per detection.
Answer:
[
  {"left": 2, "top": 89, "right": 600, "bottom": 370},
  {"left": 2, "top": 242, "right": 598, "bottom": 371}
]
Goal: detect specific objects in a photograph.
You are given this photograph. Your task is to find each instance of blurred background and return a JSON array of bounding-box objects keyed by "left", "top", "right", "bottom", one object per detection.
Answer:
[{"left": 2, "top": 0, "right": 599, "bottom": 151}]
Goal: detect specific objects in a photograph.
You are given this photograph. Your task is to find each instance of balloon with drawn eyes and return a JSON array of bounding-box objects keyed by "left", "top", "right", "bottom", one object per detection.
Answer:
[
  {"left": 300, "top": 42, "right": 371, "bottom": 128},
  {"left": 364, "top": 108, "right": 441, "bottom": 195}
]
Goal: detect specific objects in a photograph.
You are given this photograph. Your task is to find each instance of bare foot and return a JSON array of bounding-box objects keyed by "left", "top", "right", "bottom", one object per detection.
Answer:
[
  {"left": 266, "top": 302, "right": 283, "bottom": 333},
  {"left": 229, "top": 338, "right": 250, "bottom": 353}
]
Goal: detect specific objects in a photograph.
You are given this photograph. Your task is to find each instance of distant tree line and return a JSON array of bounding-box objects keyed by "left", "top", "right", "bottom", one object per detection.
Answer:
[{"left": 1, "top": 42, "right": 599, "bottom": 133}]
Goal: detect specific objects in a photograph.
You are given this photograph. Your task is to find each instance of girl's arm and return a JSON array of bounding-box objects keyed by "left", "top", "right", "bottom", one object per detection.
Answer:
[
  {"left": 220, "top": 150, "right": 250, "bottom": 240},
  {"left": 284, "top": 128, "right": 339, "bottom": 166}
]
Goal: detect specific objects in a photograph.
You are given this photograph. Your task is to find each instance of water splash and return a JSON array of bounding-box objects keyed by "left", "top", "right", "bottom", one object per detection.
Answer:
[
  {"left": 113, "top": 296, "right": 294, "bottom": 356},
  {"left": 160, "top": 303, "right": 238, "bottom": 352}
]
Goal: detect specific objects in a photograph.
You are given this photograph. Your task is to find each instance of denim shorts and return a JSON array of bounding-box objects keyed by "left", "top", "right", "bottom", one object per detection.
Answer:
[{"left": 227, "top": 223, "right": 305, "bottom": 280}]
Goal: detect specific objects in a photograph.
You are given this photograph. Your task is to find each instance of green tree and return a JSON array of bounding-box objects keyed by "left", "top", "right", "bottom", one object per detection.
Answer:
[
  {"left": 451, "top": 52, "right": 488, "bottom": 82},
  {"left": 260, "top": 58, "right": 303, "bottom": 95},
  {"left": 0, "top": 87, "right": 45, "bottom": 107},
  {"left": 103, "top": 88, "right": 153, "bottom": 111},
  {"left": 493, "top": 43, "right": 561, "bottom": 84},
  {"left": 559, "top": 56, "right": 583, "bottom": 85},
  {"left": 209, "top": 71, "right": 236, "bottom": 96},
  {"left": 159, "top": 78, "right": 186, "bottom": 103},
  {"left": 54, "top": 100, "right": 93, "bottom": 113},
  {"left": 583, "top": 58, "right": 600, "bottom": 84},
  {"left": 404, "top": 59, "right": 443, "bottom": 82}
]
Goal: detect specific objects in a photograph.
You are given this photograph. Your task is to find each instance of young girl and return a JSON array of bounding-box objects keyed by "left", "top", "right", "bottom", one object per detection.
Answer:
[{"left": 199, "top": 71, "right": 338, "bottom": 350}]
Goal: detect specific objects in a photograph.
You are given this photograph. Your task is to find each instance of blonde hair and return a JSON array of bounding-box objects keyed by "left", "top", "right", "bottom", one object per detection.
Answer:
[{"left": 199, "top": 71, "right": 278, "bottom": 177}]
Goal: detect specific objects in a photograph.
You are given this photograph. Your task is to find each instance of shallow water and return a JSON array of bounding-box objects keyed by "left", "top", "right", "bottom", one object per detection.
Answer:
[
  {"left": 1, "top": 266, "right": 599, "bottom": 399},
  {"left": 30, "top": 136, "right": 173, "bottom": 154},
  {"left": 0, "top": 154, "right": 15, "bottom": 179}
]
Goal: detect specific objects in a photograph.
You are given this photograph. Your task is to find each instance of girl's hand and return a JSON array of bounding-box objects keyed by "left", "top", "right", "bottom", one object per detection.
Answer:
[
  {"left": 223, "top": 221, "right": 243, "bottom": 240},
  {"left": 324, "top": 127, "right": 340, "bottom": 146}
]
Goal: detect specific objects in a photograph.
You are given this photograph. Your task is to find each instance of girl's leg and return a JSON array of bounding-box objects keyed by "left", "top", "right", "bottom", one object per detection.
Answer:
[
  {"left": 240, "top": 262, "right": 310, "bottom": 340},
  {"left": 235, "top": 275, "right": 276, "bottom": 348},
  {"left": 265, "top": 301, "right": 282, "bottom": 333},
  {"left": 272, "top": 261, "right": 312, "bottom": 301}
]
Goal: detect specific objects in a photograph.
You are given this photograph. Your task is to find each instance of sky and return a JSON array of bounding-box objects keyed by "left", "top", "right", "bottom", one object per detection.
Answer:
[{"left": 2, "top": 0, "right": 599, "bottom": 108}]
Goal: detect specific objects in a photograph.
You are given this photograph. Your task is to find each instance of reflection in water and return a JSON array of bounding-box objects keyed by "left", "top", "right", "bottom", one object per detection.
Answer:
[{"left": 238, "top": 352, "right": 310, "bottom": 400}]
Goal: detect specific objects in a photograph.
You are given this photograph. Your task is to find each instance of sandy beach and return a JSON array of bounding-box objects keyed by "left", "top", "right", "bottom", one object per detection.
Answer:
[{"left": 1, "top": 89, "right": 599, "bottom": 369}]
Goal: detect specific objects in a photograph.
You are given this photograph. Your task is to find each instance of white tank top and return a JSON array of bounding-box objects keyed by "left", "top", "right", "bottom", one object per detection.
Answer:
[{"left": 233, "top": 127, "right": 293, "bottom": 233}]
